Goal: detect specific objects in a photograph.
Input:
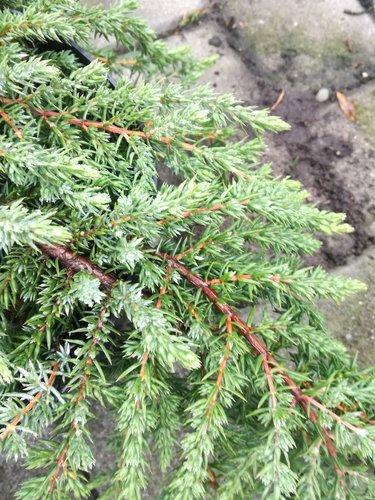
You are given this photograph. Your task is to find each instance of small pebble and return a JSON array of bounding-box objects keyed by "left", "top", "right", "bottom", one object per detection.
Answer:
[
  {"left": 208, "top": 36, "right": 223, "bottom": 48},
  {"left": 362, "top": 72, "right": 369, "bottom": 79},
  {"left": 315, "top": 88, "right": 330, "bottom": 103}
]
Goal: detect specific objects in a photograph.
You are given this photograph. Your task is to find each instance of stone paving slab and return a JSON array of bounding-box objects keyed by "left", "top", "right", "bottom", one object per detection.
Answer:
[
  {"left": 85, "top": 0, "right": 211, "bottom": 35},
  {"left": 319, "top": 246, "right": 375, "bottom": 368},
  {"left": 137, "top": 0, "right": 210, "bottom": 35},
  {"left": 223, "top": 0, "right": 375, "bottom": 91},
  {"left": 166, "top": 20, "right": 260, "bottom": 101}
]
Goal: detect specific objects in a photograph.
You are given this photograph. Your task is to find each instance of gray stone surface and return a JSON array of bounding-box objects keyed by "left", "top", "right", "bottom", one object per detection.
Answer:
[
  {"left": 223, "top": 0, "right": 375, "bottom": 91},
  {"left": 320, "top": 247, "right": 375, "bottom": 368},
  {"left": 166, "top": 20, "right": 260, "bottom": 100},
  {"left": 85, "top": 0, "right": 211, "bottom": 35},
  {"left": 137, "top": 0, "right": 210, "bottom": 35}
]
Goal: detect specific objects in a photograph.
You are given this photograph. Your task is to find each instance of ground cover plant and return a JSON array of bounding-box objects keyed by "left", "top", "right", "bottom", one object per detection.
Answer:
[{"left": 0, "top": 1, "right": 374, "bottom": 498}]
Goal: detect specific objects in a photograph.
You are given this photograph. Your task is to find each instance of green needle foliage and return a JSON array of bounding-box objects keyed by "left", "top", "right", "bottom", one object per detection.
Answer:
[{"left": 0, "top": 1, "right": 374, "bottom": 499}]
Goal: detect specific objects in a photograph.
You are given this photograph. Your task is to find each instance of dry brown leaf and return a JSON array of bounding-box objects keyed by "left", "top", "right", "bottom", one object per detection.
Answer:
[
  {"left": 336, "top": 91, "right": 356, "bottom": 122},
  {"left": 345, "top": 36, "right": 353, "bottom": 52}
]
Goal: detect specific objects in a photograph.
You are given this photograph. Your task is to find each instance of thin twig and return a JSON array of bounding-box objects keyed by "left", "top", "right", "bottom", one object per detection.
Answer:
[
  {"left": 270, "top": 89, "right": 285, "bottom": 112},
  {"left": 75, "top": 199, "right": 250, "bottom": 243},
  {"left": 206, "top": 274, "right": 293, "bottom": 285},
  {"left": 139, "top": 352, "right": 149, "bottom": 382},
  {"left": 0, "top": 109, "right": 23, "bottom": 138},
  {"left": 176, "top": 240, "right": 214, "bottom": 261},
  {"left": 50, "top": 293, "right": 112, "bottom": 492},
  {"left": 0, "top": 361, "right": 59, "bottom": 441},
  {"left": 0, "top": 96, "right": 198, "bottom": 152},
  {"left": 262, "top": 356, "right": 277, "bottom": 409},
  {"left": 207, "top": 316, "right": 233, "bottom": 415},
  {"left": 156, "top": 266, "right": 171, "bottom": 309},
  {"left": 95, "top": 56, "right": 137, "bottom": 66},
  {"left": 0, "top": 274, "right": 11, "bottom": 295},
  {"left": 157, "top": 200, "right": 251, "bottom": 226}
]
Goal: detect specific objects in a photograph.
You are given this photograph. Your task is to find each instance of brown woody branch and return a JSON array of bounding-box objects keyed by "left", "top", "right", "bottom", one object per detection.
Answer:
[
  {"left": 0, "top": 109, "right": 23, "bottom": 138},
  {"left": 38, "top": 243, "right": 116, "bottom": 291},
  {"left": 0, "top": 274, "right": 11, "bottom": 295},
  {"left": 0, "top": 96, "right": 197, "bottom": 151},
  {"left": 207, "top": 316, "right": 233, "bottom": 416},
  {"left": 36, "top": 243, "right": 369, "bottom": 474},
  {"left": 262, "top": 356, "right": 277, "bottom": 409},
  {"left": 153, "top": 252, "right": 357, "bottom": 471}
]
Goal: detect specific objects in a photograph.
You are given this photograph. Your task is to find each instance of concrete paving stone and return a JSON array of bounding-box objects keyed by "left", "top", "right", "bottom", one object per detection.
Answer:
[
  {"left": 84, "top": 0, "right": 211, "bottom": 36},
  {"left": 223, "top": 0, "right": 375, "bottom": 91},
  {"left": 166, "top": 20, "right": 260, "bottom": 101},
  {"left": 136, "top": 0, "right": 211, "bottom": 36},
  {"left": 319, "top": 246, "right": 375, "bottom": 367},
  {"left": 354, "top": 80, "right": 375, "bottom": 141}
]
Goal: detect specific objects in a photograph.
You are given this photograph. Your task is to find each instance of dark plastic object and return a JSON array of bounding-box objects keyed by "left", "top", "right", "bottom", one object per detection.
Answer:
[{"left": 33, "top": 38, "right": 117, "bottom": 89}]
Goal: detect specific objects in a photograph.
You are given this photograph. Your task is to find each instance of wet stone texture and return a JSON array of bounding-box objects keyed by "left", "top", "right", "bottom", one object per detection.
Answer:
[
  {"left": 319, "top": 247, "right": 375, "bottom": 368},
  {"left": 2, "top": 0, "right": 375, "bottom": 497}
]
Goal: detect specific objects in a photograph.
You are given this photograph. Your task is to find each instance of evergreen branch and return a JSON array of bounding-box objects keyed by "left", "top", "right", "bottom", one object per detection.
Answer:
[
  {"left": 262, "top": 356, "right": 277, "bottom": 409},
  {"left": 0, "top": 360, "right": 58, "bottom": 441},
  {"left": 76, "top": 199, "right": 251, "bottom": 243},
  {"left": 1, "top": 4, "right": 372, "bottom": 494},
  {"left": 164, "top": 254, "right": 355, "bottom": 487},
  {"left": 156, "top": 200, "right": 251, "bottom": 226},
  {"left": 37, "top": 243, "right": 116, "bottom": 291},
  {"left": 0, "top": 109, "right": 23, "bottom": 138},
  {"left": 33, "top": 242, "right": 346, "bottom": 487},
  {"left": 50, "top": 293, "right": 112, "bottom": 492},
  {"left": 0, "top": 96, "right": 198, "bottom": 151},
  {"left": 154, "top": 252, "right": 345, "bottom": 465},
  {"left": 207, "top": 316, "right": 233, "bottom": 415},
  {"left": 302, "top": 395, "right": 367, "bottom": 435},
  {"left": 0, "top": 202, "right": 71, "bottom": 252},
  {"left": 36, "top": 244, "right": 367, "bottom": 448},
  {"left": 154, "top": 251, "right": 358, "bottom": 422},
  {"left": 140, "top": 265, "right": 172, "bottom": 381}
]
